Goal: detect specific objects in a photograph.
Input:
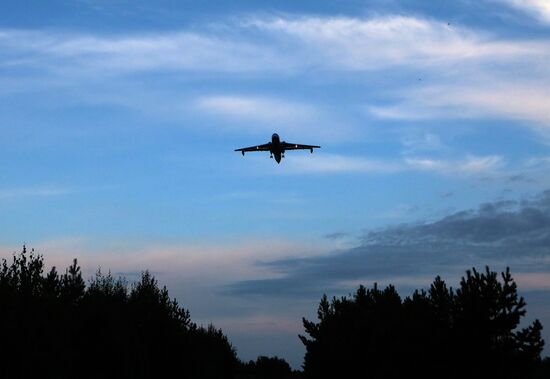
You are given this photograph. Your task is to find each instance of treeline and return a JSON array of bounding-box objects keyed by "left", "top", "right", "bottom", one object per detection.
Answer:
[
  {"left": 0, "top": 247, "right": 298, "bottom": 379},
  {"left": 301, "top": 268, "right": 550, "bottom": 379},
  {"left": 0, "top": 247, "right": 549, "bottom": 378}
]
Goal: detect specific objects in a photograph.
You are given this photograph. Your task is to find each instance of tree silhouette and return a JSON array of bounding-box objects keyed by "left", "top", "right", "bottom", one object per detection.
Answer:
[
  {"left": 300, "top": 266, "right": 546, "bottom": 379},
  {"left": 0, "top": 247, "right": 238, "bottom": 379},
  {"left": 452, "top": 267, "right": 543, "bottom": 377},
  {"left": 2, "top": 247, "right": 549, "bottom": 379},
  {"left": 237, "top": 355, "right": 301, "bottom": 379}
]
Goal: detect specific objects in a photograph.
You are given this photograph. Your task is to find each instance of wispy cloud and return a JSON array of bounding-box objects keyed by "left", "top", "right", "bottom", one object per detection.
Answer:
[
  {"left": 196, "top": 95, "right": 314, "bottom": 125},
  {"left": 369, "top": 82, "right": 550, "bottom": 137},
  {"left": 247, "top": 15, "right": 545, "bottom": 69},
  {"left": 499, "top": 0, "right": 550, "bottom": 24},
  {"left": 282, "top": 154, "right": 402, "bottom": 174},
  {"left": 422, "top": 84, "right": 550, "bottom": 126},
  {"left": 0, "top": 185, "right": 116, "bottom": 201},
  {"left": 278, "top": 153, "right": 503, "bottom": 176},
  {"left": 368, "top": 105, "right": 446, "bottom": 121},
  {"left": 2, "top": 15, "right": 548, "bottom": 75},
  {"left": 0, "top": 186, "right": 72, "bottom": 200},
  {"left": 2, "top": 14, "right": 550, "bottom": 139},
  {"left": 404, "top": 155, "right": 504, "bottom": 175},
  {"left": 0, "top": 30, "right": 286, "bottom": 74},
  {"left": 194, "top": 94, "right": 355, "bottom": 141}
]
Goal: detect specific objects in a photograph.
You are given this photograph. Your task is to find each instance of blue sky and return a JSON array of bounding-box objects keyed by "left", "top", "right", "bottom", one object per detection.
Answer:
[{"left": 2, "top": 0, "right": 550, "bottom": 368}]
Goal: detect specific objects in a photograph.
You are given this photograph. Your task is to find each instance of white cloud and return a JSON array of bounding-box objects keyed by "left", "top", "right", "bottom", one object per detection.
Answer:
[
  {"left": 196, "top": 95, "right": 314, "bottom": 125},
  {"left": 1, "top": 15, "right": 547, "bottom": 76},
  {"left": 2, "top": 14, "right": 550, "bottom": 140},
  {"left": 0, "top": 185, "right": 115, "bottom": 201},
  {"left": 0, "top": 30, "right": 287, "bottom": 74},
  {"left": 422, "top": 84, "right": 550, "bottom": 126},
  {"left": 405, "top": 155, "right": 504, "bottom": 175},
  {"left": 247, "top": 15, "right": 544, "bottom": 69},
  {"left": 500, "top": 0, "right": 550, "bottom": 24},
  {"left": 273, "top": 153, "right": 502, "bottom": 176},
  {"left": 0, "top": 186, "right": 72, "bottom": 200},
  {"left": 367, "top": 105, "right": 445, "bottom": 121},
  {"left": 369, "top": 82, "right": 550, "bottom": 136},
  {"left": 283, "top": 154, "right": 402, "bottom": 174},
  {"left": 246, "top": 15, "right": 550, "bottom": 136},
  {"left": 194, "top": 95, "right": 357, "bottom": 141}
]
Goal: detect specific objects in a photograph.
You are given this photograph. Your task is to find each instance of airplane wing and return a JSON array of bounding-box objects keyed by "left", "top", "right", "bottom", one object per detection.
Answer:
[
  {"left": 282, "top": 142, "right": 321, "bottom": 151},
  {"left": 235, "top": 143, "right": 272, "bottom": 154}
]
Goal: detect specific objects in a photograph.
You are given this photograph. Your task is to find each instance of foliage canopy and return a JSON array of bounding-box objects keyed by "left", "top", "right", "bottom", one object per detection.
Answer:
[
  {"left": 300, "top": 267, "right": 546, "bottom": 379},
  {"left": 0, "top": 247, "right": 237, "bottom": 379}
]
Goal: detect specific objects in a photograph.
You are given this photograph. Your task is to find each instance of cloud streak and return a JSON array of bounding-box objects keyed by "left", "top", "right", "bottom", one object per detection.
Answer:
[
  {"left": 0, "top": 186, "right": 72, "bottom": 200},
  {"left": 2, "top": 13, "right": 550, "bottom": 140},
  {"left": 196, "top": 95, "right": 315, "bottom": 127},
  {"left": 0, "top": 30, "right": 286, "bottom": 74},
  {"left": 1, "top": 15, "right": 548, "bottom": 75},
  {"left": 281, "top": 154, "right": 402, "bottom": 174},
  {"left": 499, "top": 0, "right": 550, "bottom": 24},
  {"left": 274, "top": 153, "right": 504, "bottom": 176},
  {"left": 247, "top": 15, "right": 543, "bottom": 69},
  {"left": 404, "top": 155, "right": 504, "bottom": 175}
]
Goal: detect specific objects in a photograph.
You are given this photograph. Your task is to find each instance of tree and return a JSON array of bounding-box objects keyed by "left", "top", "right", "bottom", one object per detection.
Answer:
[
  {"left": 452, "top": 267, "right": 543, "bottom": 377},
  {"left": 300, "top": 284, "right": 405, "bottom": 378},
  {"left": 300, "top": 267, "right": 545, "bottom": 379},
  {"left": 237, "top": 355, "right": 299, "bottom": 379},
  {"left": 0, "top": 247, "right": 239, "bottom": 379}
]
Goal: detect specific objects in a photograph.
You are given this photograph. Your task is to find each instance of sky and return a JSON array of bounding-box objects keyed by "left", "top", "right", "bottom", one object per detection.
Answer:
[{"left": 2, "top": 0, "right": 550, "bottom": 368}]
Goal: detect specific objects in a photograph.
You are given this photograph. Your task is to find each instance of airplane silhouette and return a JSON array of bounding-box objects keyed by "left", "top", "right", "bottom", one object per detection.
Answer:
[{"left": 235, "top": 133, "right": 321, "bottom": 164}]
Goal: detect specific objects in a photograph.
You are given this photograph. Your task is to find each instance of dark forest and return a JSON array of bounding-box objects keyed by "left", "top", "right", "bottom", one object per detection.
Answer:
[{"left": 0, "top": 247, "right": 549, "bottom": 378}]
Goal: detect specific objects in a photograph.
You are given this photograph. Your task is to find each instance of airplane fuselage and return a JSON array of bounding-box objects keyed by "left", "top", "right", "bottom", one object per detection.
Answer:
[{"left": 270, "top": 133, "right": 283, "bottom": 163}]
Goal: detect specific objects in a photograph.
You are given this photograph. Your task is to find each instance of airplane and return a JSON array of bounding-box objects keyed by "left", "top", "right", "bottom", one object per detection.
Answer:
[{"left": 235, "top": 133, "right": 321, "bottom": 164}]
